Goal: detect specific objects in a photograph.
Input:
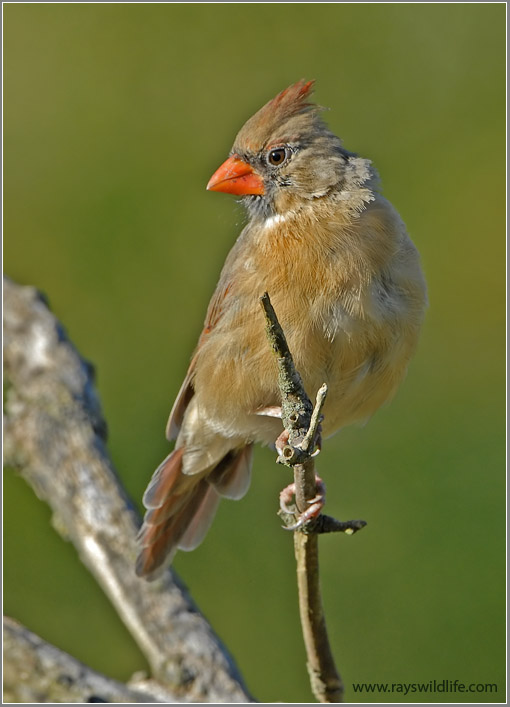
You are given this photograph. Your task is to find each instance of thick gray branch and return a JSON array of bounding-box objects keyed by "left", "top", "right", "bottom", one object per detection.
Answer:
[
  {"left": 3, "top": 277, "right": 252, "bottom": 703},
  {"left": 3, "top": 616, "right": 180, "bottom": 703}
]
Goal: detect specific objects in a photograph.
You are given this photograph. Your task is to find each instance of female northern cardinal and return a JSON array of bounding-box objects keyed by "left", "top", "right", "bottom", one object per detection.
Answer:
[{"left": 136, "top": 80, "right": 427, "bottom": 579}]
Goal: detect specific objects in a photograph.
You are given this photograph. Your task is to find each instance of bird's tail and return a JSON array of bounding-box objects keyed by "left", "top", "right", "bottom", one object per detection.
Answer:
[{"left": 136, "top": 443, "right": 253, "bottom": 579}]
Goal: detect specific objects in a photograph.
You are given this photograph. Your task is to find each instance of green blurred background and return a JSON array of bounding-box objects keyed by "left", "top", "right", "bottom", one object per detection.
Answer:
[{"left": 3, "top": 4, "right": 505, "bottom": 703}]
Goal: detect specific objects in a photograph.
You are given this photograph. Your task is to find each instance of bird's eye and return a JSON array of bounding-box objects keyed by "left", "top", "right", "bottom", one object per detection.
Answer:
[{"left": 267, "top": 148, "right": 288, "bottom": 167}]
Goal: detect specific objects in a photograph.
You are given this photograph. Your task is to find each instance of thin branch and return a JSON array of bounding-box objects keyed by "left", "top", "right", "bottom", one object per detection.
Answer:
[
  {"left": 260, "top": 291, "right": 316, "bottom": 508},
  {"left": 3, "top": 617, "right": 181, "bottom": 703},
  {"left": 294, "top": 533, "right": 343, "bottom": 703},
  {"left": 297, "top": 515, "right": 367, "bottom": 536},
  {"left": 260, "top": 292, "right": 366, "bottom": 704},
  {"left": 3, "top": 277, "right": 253, "bottom": 703},
  {"left": 301, "top": 384, "right": 328, "bottom": 454}
]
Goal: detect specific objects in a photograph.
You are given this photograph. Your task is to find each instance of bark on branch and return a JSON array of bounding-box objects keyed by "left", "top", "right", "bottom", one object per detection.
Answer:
[
  {"left": 3, "top": 277, "right": 253, "bottom": 703},
  {"left": 3, "top": 616, "right": 179, "bottom": 703}
]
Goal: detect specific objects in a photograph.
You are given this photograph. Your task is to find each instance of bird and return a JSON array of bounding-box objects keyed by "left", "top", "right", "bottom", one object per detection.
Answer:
[{"left": 136, "top": 79, "right": 427, "bottom": 579}]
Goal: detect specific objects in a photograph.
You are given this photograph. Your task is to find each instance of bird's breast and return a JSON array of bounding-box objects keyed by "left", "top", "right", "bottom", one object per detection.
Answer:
[{"left": 192, "top": 197, "right": 426, "bottom": 442}]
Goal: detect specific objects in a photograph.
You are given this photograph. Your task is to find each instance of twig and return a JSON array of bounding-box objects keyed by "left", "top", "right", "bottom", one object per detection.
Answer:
[
  {"left": 3, "top": 277, "right": 253, "bottom": 703},
  {"left": 260, "top": 292, "right": 317, "bottom": 509},
  {"left": 260, "top": 292, "right": 366, "bottom": 704},
  {"left": 302, "top": 384, "right": 328, "bottom": 454},
  {"left": 294, "top": 533, "right": 343, "bottom": 703}
]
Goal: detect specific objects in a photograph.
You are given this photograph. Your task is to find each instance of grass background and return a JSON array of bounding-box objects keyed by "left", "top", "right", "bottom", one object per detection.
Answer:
[{"left": 3, "top": 3, "right": 505, "bottom": 703}]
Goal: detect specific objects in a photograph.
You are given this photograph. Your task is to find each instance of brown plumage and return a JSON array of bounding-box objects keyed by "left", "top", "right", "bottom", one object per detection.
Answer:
[{"left": 136, "top": 80, "right": 427, "bottom": 579}]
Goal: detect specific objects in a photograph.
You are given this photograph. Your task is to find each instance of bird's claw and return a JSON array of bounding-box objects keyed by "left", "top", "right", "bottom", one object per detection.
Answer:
[
  {"left": 279, "top": 477, "right": 326, "bottom": 530},
  {"left": 279, "top": 482, "right": 296, "bottom": 514}
]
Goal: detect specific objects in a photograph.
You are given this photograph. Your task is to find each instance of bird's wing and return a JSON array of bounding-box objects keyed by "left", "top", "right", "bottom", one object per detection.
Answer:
[{"left": 165, "top": 279, "right": 232, "bottom": 441}]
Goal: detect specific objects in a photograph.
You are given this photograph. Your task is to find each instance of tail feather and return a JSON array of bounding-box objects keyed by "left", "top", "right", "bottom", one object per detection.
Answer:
[
  {"left": 142, "top": 447, "right": 185, "bottom": 508},
  {"left": 178, "top": 484, "right": 221, "bottom": 551},
  {"left": 136, "top": 475, "right": 210, "bottom": 578},
  {"left": 209, "top": 444, "right": 253, "bottom": 500},
  {"left": 136, "top": 442, "right": 254, "bottom": 579}
]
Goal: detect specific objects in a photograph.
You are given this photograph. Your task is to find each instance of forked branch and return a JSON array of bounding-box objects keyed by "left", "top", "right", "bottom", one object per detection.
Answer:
[
  {"left": 260, "top": 292, "right": 366, "bottom": 704},
  {"left": 3, "top": 277, "right": 252, "bottom": 703}
]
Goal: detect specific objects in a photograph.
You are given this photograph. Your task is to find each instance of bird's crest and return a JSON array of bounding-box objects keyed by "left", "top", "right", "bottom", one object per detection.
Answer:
[
  {"left": 235, "top": 79, "right": 323, "bottom": 150},
  {"left": 265, "top": 79, "right": 316, "bottom": 120}
]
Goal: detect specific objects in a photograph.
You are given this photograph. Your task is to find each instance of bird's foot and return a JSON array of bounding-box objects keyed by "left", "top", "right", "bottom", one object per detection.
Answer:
[
  {"left": 275, "top": 422, "right": 322, "bottom": 459},
  {"left": 275, "top": 428, "right": 290, "bottom": 456},
  {"left": 279, "top": 476, "right": 326, "bottom": 530}
]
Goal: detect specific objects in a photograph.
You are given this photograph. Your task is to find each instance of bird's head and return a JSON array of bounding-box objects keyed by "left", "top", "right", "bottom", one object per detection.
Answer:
[{"left": 207, "top": 80, "right": 369, "bottom": 220}]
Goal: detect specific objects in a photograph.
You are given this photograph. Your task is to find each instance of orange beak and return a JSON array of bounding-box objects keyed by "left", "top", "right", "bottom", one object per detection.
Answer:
[{"left": 206, "top": 154, "right": 265, "bottom": 196}]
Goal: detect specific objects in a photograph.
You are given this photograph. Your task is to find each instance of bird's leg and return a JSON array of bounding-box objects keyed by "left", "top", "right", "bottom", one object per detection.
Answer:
[
  {"left": 254, "top": 405, "right": 288, "bottom": 454},
  {"left": 280, "top": 476, "right": 326, "bottom": 530}
]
